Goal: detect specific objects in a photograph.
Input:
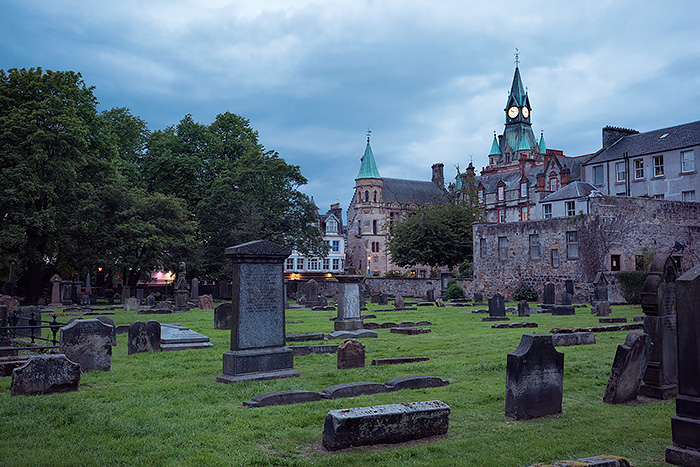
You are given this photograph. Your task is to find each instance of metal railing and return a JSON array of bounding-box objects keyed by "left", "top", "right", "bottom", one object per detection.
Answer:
[{"left": 2, "top": 311, "right": 68, "bottom": 351}]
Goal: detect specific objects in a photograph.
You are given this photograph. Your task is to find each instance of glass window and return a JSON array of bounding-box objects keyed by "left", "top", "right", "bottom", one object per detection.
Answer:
[
  {"left": 326, "top": 219, "right": 337, "bottom": 233},
  {"left": 309, "top": 258, "right": 319, "bottom": 270},
  {"left": 373, "top": 220, "right": 378, "bottom": 235},
  {"left": 551, "top": 249, "right": 559, "bottom": 268},
  {"left": 296, "top": 258, "right": 304, "bottom": 270},
  {"left": 520, "top": 206, "right": 529, "bottom": 221},
  {"left": 480, "top": 238, "right": 486, "bottom": 258},
  {"left": 634, "top": 159, "right": 644, "bottom": 179},
  {"left": 611, "top": 254, "right": 621, "bottom": 271},
  {"left": 498, "top": 209, "right": 506, "bottom": 223},
  {"left": 653, "top": 155, "right": 664, "bottom": 176},
  {"left": 529, "top": 234, "right": 540, "bottom": 260},
  {"left": 498, "top": 185, "right": 505, "bottom": 201},
  {"left": 615, "top": 161, "right": 626, "bottom": 182},
  {"left": 565, "top": 201, "right": 576, "bottom": 217},
  {"left": 593, "top": 165, "right": 604, "bottom": 185},
  {"left": 653, "top": 194, "right": 665, "bottom": 200},
  {"left": 364, "top": 191, "right": 369, "bottom": 202},
  {"left": 543, "top": 204, "right": 552, "bottom": 219},
  {"left": 682, "top": 150, "right": 695, "bottom": 173},
  {"left": 332, "top": 240, "right": 340, "bottom": 252},
  {"left": 550, "top": 178, "right": 558, "bottom": 192},
  {"left": 478, "top": 189, "right": 485, "bottom": 203},
  {"left": 286, "top": 258, "right": 294, "bottom": 270},
  {"left": 322, "top": 258, "right": 329, "bottom": 270},
  {"left": 332, "top": 258, "right": 340, "bottom": 270},
  {"left": 682, "top": 190, "right": 696, "bottom": 202},
  {"left": 520, "top": 182, "right": 528, "bottom": 198},
  {"left": 498, "top": 236, "right": 508, "bottom": 260},
  {"left": 566, "top": 231, "right": 578, "bottom": 259}
]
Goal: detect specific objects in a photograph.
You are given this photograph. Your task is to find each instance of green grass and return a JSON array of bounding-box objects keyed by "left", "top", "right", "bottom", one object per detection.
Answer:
[{"left": 0, "top": 302, "right": 674, "bottom": 466}]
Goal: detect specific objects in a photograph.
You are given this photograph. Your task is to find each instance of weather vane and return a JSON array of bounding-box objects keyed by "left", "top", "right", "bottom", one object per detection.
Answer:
[
  {"left": 514, "top": 48, "right": 520, "bottom": 67},
  {"left": 366, "top": 128, "right": 371, "bottom": 142}
]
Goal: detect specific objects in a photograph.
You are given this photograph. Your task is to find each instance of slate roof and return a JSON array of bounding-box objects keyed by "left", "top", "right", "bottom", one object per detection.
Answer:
[
  {"left": 382, "top": 178, "right": 446, "bottom": 205},
  {"left": 477, "top": 167, "right": 540, "bottom": 194},
  {"left": 585, "top": 120, "right": 700, "bottom": 165},
  {"left": 539, "top": 181, "right": 599, "bottom": 203}
]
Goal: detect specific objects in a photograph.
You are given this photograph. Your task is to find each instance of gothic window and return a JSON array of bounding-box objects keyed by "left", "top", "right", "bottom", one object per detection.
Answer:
[
  {"left": 364, "top": 191, "right": 369, "bottom": 202},
  {"left": 373, "top": 220, "right": 378, "bottom": 235},
  {"left": 373, "top": 191, "right": 377, "bottom": 202}
]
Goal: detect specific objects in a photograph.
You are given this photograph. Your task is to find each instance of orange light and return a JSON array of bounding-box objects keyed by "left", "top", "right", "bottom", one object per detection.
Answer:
[{"left": 326, "top": 273, "right": 332, "bottom": 278}]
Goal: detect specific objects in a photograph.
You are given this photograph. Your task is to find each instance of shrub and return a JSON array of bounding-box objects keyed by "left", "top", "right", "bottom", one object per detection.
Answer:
[
  {"left": 457, "top": 260, "right": 473, "bottom": 279},
  {"left": 512, "top": 284, "right": 537, "bottom": 302},
  {"left": 384, "top": 270, "right": 412, "bottom": 278},
  {"left": 446, "top": 280, "right": 464, "bottom": 299},
  {"left": 617, "top": 271, "right": 647, "bottom": 304}
]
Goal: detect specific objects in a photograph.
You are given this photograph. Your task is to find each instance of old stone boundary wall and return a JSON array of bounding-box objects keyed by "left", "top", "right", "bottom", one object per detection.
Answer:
[
  {"left": 472, "top": 195, "right": 700, "bottom": 302},
  {"left": 288, "top": 277, "right": 473, "bottom": 300}
]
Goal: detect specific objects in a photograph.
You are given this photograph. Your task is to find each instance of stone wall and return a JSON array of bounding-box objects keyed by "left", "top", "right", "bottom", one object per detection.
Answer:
[{"left": 288, "top": 277, "right": 473, "bottom": 300}]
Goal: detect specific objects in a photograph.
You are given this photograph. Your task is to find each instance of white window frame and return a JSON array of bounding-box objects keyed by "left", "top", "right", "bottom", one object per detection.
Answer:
[
  {"left": 633, "top": 159, "right": 644, "bottom": 180},
  {"left": 286, "top": 258, "right": 294, "bottom": 270},
  {"left": 593, "top": 165, "right": 604, "bottom": 185},
  {"left": 566, "top": 231, "right": 579, "bottom": 259},
  {"left": 498, "top": 209, "right": 506, "bottom": 223},
  {"left": 332, "top": 258, "right": 340, "bottom": 270},
  {"left": 529, "top": 234, "right": 540, "bottom": 260},
  {"left": 309, "top": 258, "right": 320, "bottom": 271},
  {"left": 543, "top": 204, "right": 552, "bottom": 219},
  {"left": 520, "top": 181, "right": 528, "bottom": 198},
  {"left": 682, "top": 190, "right": 696, "bottom": 202},
  {"left": 653, "top": 155, "right": 664, "bottom": 177},
  {"left": 681, "top": 150, "right": 695, "bottom": 173},
  {"left": 565, "top": 201, "right": 576, "bottom": 217},
  {"left": 498, "top": 236, "right": 508, "bottom": 261},
  {"left": 549, "top": 177, "right": 558, "bottom": 192},
  {"left": 322, "top": 258, "right": 330, "bottom": 270},
  {"left": 497, "top": 185, "right": 505, "bottom": 201},
  {"left": 615, "top": 161, "right": 626, "bottom": 182},
  {"left": 551, "top": 249, "right": 560, "bottom": 268}
]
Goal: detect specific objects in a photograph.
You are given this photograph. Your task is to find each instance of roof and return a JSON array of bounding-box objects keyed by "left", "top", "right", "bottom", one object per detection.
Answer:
[
  {"left": 539, "top": 181, "right": 599, "bottom": 203},
  {"left": 382, "top": 178, "right": 446, "bottom": 205},
  {"left": 477, "top": 166, "right": 541, "bottom": 194},
  {"left": 584, "top": 120, "right": 700, "bottom": 165},
  {"left": 356, "top": 139, "right": 381, "bottom": 179},
  {"left": 507, "top": 66, "right": 527, "bottom": 108},
  {"left": 489, "top": 134, "right": 501, "bottom": 155}
]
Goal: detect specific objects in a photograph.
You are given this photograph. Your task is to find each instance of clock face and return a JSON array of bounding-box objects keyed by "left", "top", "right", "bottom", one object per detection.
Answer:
[
  {"left": 508, "top": 106, "right": 519, "bottom": 119},
  {"left": 522, "top": 107, "right": 529, "bottom": 119}
]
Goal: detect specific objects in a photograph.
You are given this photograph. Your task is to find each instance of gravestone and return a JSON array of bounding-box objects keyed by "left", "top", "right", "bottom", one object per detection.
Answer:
[
  {"left": 334, "top": 272, "right": 364, "bottom": 331},
  {"left": 199, "top": 294, "right": 214, "bottom": 310},
  {"left": 61, "top": 280, "right": 73, "bottom": 305},
  {"left": 592, "top": 271, "right": 609, "bottom": 303},
  {"left": 565, "top": 279, "right": 574, "bottom": 296},
  {"left": 640, "top": 251, "right": 679, "bottom": 399},
  {"left": 561, "top": 293, "right": 572, "bottom": 306},
  {"left": 337, "top": 338, "right": 365, "bottom": 369},
  {"left": 426, "top": 288, "right": 435, "bottom": 302},
  {"left": 50, "top": 274, "right": 62, "bottom": 307},
  {"left": 59, "top": 319, "right": 114, "bottom": 372},
  {"left": 603, "top": 331, "right": 652, "bottom": 404},
  {"left": 216, "top": 240, "right": 299, "bottom": 384},
  {"left": 191, "top": 278, "right": 199, "bottom": 301},
  {"left": 121, "top": 285, "right": 131, "bottom": 304},
  {"left": 85, "top": 273, "right": 92, "bottom": 301},
  {"left": 488, "top": 293, "right": 506, "bottom": 317},
  {"left": 0, "top": 304, "right": 11, "bottom": 351},
  {"left": 518, "top": 301, "right": 530, "bottom": 317},
  {"left": 124, "top": 297, "right": 140, "bottom": 312},
  {"left": 505, "top": 334, "right": 564, "bottom": 420},
  {"left": 128, "top": 320, "right": 161, "bottom": 355},
  {"left": 160, "top": 323, "right": 212, "bottom": 351},
  {"left": 473, "top": 292, "right": 484, "bottom": 304},
  {"left": 394, "top": 294, "right": 405, "bottom": 310},
  {"left": 541, "top": 282, "right": 555, "bottom": 311},
  {"left": 666, "top": 265, "right": 700, "bottom": 466},
  {"left": 72, "top": 281, "right": 81, "bottom": 304},
  {"left": 378, "top": 293, "right": 388, "bottom": 305},
  {"left": 595, "top": 301, "right": 611, "bottom": 317},
  {"left": 305, "top": 279, "right": 320, "bottom": 307},
  {"left": 136, "top": 287, "right": 144, "bottom": 305},
  {"left": 146, "top": 293, "right": 156, "bottom": 308},
  {"left": 80, "top": 295, "right": 90, "bottom": 306},
  {"left": 173, "top": 262, "right": 190, "bottom": 312},
  {"left": 318, "top": 296, "right": 328, "bottom": 307},
  {"left": 11, "top": 354, "right": 81, "bottom": 396},
  {"left": 214, "top": 302, "right": 232, "bottom": 330}
]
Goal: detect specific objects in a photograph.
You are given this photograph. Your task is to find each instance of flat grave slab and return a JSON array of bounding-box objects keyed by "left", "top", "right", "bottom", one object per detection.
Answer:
[
  {"left": 385, "top": 375, "right": 449, "bottom": 391},
  {"left": 390, "top": 328, "right": 431, "bottom": 335},
  {"left": 551, "top": 332, "right": 596, "bottom": 347},
  {"left": 160, "top": 324, "right": 213, "bottom": 351},
  {"left": 526, "top": 456, "right": 631, "bottom": 467},
  {"left": 599, "top": 317, "right": 627, "bottom": 323},
  {"left": 290, "top": 345, "right": 338, "bottom": 356},
  {"left": 371, "top": 357, "right": 430, "bottom": 366},
  {"left": 327, "top": 330, "right": 378, "bottom": 339},
  {"left": 492, "top": 322, "right": 538, "bottom": 329},
  {"left": 320, "top": 381, "right": 388, "bottom": 399},
  {"left": 285, "top": 333, "right": 326, "bottom": 342},
  {"left": 482, "top": 316, "right": 510, "bottom": 322},
  {"left": 243, "top": 390, "right": 324, "bottom": 407}
]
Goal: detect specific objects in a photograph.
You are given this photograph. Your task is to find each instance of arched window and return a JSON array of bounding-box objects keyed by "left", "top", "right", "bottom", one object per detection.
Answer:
[
  {"left": 364, "top": 191, "right": 369, "bottom": 202},
  {"left": 373, "top": 191, "right": 377, "bottom": 202}
]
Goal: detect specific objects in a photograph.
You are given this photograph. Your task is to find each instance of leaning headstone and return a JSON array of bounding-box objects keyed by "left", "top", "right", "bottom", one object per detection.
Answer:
[
  {"left": 505, "top": 334, "right": 564, "bottom": 420},
  {"left": 217, "top": 240, "right": 299, "bottom": 383},
  {"left": 603, "top": 331, "right": 652, "bottom": 404},
  {"left": 394, "top": 294, "right": 405, "bottom": 310},
  {"left": 11, "top": 354, "right": 81, "bottom": 396},
  {"left": 59, "top": 319, "right": 114, "bottom": 372},
  {"left": 214, "top": 302, "right": 232, "bottom": 330},
  {"left": 191, "top": 278, "right": 199, "bottom": 301},
  {"left": 595, "top": 301, "right": 611, "bottom": 317},
  {"left": 666, "top": 265, "right": 700, "bottom": 466},
  {"left": 334, "top": 271, "right": 364, "bottom": 332},
  {"left": 124, "top": 297, "right": 140, "bottom": 312},
  {"left": 518, "top": 301, "right": 530, "bottom": 317},
  {"left": 305, "top": 279, "right": 320, "bottom": 307},
  {"left": 488, "top": 293, "right": 506, "bottom": 317},
  {"left": 640, "top": 251, "right": 679, "bottom": 399},
  {"left": 199, "top": 294, "right": 214, "bottom": 310},
  {"left": 337, "top": 338, "right": 365, "bottom": 369},
  {"left": 128, "top": 320, "right": 161, "bottom": 355}
]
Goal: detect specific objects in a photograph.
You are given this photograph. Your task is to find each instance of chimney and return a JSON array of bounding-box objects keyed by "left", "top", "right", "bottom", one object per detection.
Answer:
[
  {"left": 560, "top": 167, "right": 571, "bottom": 186},
  {"left": 536, "top": 172, "right": 546, "bottom": 191},
  {"left": 466, "top": 162, "right": 475, "bottom": 177},
  {"left": 432, "top": 163, "right": 445, "bottom": 187},
  {"left": 602, "top": 126, "right": 639, "bottom": 149}
]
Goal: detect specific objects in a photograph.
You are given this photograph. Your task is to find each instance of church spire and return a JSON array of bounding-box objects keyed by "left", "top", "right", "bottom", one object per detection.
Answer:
[
  {"left": 489, "top": 132, "right": 501, "bottom": 156},
  {"left": 539, "top": 131, "right": 547, "bottom": 154},
  {"left": 355, "top": 132, "right": 381, "bottom": 179}
]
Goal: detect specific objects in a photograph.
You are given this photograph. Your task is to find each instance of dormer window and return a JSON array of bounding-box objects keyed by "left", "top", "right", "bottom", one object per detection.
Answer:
[
  {"left": 478, "top": 188, "right": 485, "bottom": 203},
  {"left": 326, "top": 219, "right": 338, "bottom": 234},
  {"left": 520, "top": 181, "right": 528, "bottom": 198},
  {"left": 497, "top": 185, "right": 505, "bottom": 201},
  {"left": 549, "top": 177, "right": 558, "bottom": 192}
]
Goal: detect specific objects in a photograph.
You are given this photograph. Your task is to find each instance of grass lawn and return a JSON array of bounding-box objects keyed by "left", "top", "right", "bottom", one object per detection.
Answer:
[{"left": 0, "top": 301, "right": 674, "bottom": 466}]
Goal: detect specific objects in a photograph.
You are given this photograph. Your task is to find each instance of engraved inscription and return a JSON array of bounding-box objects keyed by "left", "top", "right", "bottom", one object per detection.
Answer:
[{"left": 239, "top": 264, "right": 281, "bottom": 314}]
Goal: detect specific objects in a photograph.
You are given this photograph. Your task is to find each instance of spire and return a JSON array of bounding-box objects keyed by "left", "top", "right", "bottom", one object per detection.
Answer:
[
  {"left": 355, "top": 133, "right": 381, "bottom": 179},
  {"left": 489, "top": 132, "right": 501, "bottom": 155},
  {"left": 517, "top": 134, "right": 532, "bottom": 152},
  {"left": 538, "top": 131, "right": 547, "bottom": 154},
  {"left": 507, "top": 65, "right": 527, "bottom": 109}
]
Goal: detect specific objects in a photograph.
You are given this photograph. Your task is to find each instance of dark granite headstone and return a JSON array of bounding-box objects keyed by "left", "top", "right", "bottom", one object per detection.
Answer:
[
  {"left": 505, "top": 334, "right": 564, "bottom": 419},
  {"left": 488, "top": 293, "right": 506, "bottom": 317},
  {"left": 217, "top": 240, "right": 298, "bottom": 383},
  {"left": 214, "top": 302, "right": 232, "bottom": 330},
  {"left": 128, "top": 320, "right": 161, "bottom": 355},
  {"left": 518, "top": 301, "right": 530, "bottom": 317},
  {"left": 337, "top": 338, "right": 365, "bottom": 369},
  {"left": 11, "top": 354, "right": 81, "bottom": 396},
  {"left": 603, "top": 331, "right": 652, "bottom": 404},
  {"left": 59, "top": 319, "right": 114, "bottom": 372},
  {"left": 666, "top": 265, "right": 700, "bottom": 465},
  {"left": 542, "top": 282, "right": 555, "bottom": 308},
  {"left": 61, "top": 280, "right": 73, "bottom": 305},
  {"left": 565, "top": 280, "right": 574, "bottom": 295}
]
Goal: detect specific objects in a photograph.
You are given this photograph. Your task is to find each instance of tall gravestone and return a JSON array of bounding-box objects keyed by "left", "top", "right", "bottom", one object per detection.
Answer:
[
  {"left": 426, "top": 288, "right": 435, "bottom": 302},
  {"left": 50, "top": 275, "right": 62, "bottom": 307},
  {"left": 173, "top": 262, "right": 190, "bottom": 312},
  {"left": 541, "top": 282, "right": 555, "bottom": 311},
  {"left": 592, "top": 271, "right": 609, "bottom": 303},
  {"left": 305, "top": 279, "right": 320, "bottom": 308},
  {"left": 61, "top": 280, "right": 73, "bottom": 305},
  {"left": 217, "top": 240, "right": 299, "bottom": 383},
  {"left": 640, "top": 251, "right": 679, "bottom": 399},
  {"left": 0, "top": 304, "right": 10, "bottom": 349},
  {"left": 73, "top": 281, "right": 82, "bottom": 304},
  {"left": 518, "top": 301, "right": 530, "bottom": 317},
  {"left": 565, "top": 279, "right": 574, "bottom": 296},
  {"left": 505, "top": 334, "right": 564, "bottom": 420},
  {"left": 4, "top": 261, "right": 16, "bottom": 296},
  {"left": 488, "top": 293, "right": 506, "bottom": 317},
  {"left": 666, "top": 265, "right": 700, "bottom": 466},
  {"left": 191, "top": 278, "right": 200, "bottom": 301},
  {"left": 136, "top": 287, "right": 144, "bottom": 305},
  {"left": 334, "top": 271, "right": 364, "bottom": 331},
  {"left": 85, "top": 273, "right": 92, "bottom": 299}
]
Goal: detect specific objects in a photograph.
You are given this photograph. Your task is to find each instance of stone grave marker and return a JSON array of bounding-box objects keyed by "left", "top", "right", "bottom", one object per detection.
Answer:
[
  {"left": 334, "top": 272, "right": 363, "bottom": 331},
  {"left": 136, "top": 287, "right": 144, "bottom": 305},
  {"left": 11, "top": 354, "right": 81, "bottom": 396},
  {"left": 595, "top": 301, "right": 611, "bottom": 316},
  {"left": 3, "top": 261, "right": 16, "bottom": 296},
  {"left": 128, "top": 320, "right": 161, "bottom": 355},
  {"left": 561, "top": 292, "right": 572, "bottom": 306},
  {"left": 518, "top": 301, "right": 530, "bottom": 317},
  {"left": 426, "top": 288, "right": 435, "bottom": 302},
  {"left": 337, "top": 338, "right": 365, "bottom": 369},
  {"left": 173, "top": 262, "right": 190, "bottom": 312},
  {"left": 214, "top": 302, "right": 232, "bottom": 330},
  {"left": 50, "top": 274, "right": 62, "bottom": 307},
  {"left": 505, "top": 334, "right": 564, "bottom": 419},
  {"left": 488, "top": 293, "right": 506, "bottom": 317},
  {"left": 565, "top": 279, "right": 574, "bottom": 296},
  {"left": 124, "top": 297, "right": 140, "bottom": 312},
  {"left": 61, "top": 280, "right": 73, "bottom": 305},
  {"left": 305, "top": 279, "right": 320, "bottom": 307},
  {"left": 666, "top": 265, "right": 700, "bottom": 465},
  {"left": 217, "top": 240, "right": 299, "bottom": 383},
  {"left": 160, "top": 323, "right": 212, "bottom": 351},
  {"left": 473, "top": 292, "right": 484, "bottom": 304},
  {"left": 394, "top": 294, "right": 405, "bottom": 310},
  {"left": 592, "top": 271, "right": 609, "bottom": 303},
  {"left": 146, "top": 293, "right": 156, "bottom": 308},
  {"left": 191, "top": 278, "right": 199, "bottom": 301},
  {"left": 541, "top": 282, "right": 555, "bottom": 311},
  {"left": 199, "top": 294, "right": 214, "bottom": 310},
  {"left": 603, "top": 331, "right": 652, "bottom": 404},
  {"left": 59, "top": 319, "right": 114, "bottom": 372}
]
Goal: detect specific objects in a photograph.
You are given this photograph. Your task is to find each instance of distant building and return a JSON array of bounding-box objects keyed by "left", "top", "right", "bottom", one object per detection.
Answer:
[
  {"left": 284, "top": 203, "right": 345, "bottom": 280},
  {"left": 346, "top": 136, "right": 446, "bottom": 276},
  {"left": 537, "top": 181, "right": 600, "bottom": 220}
]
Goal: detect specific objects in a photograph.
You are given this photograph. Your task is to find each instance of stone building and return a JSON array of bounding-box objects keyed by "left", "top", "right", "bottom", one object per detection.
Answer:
[
  {"left": 472, "top": 195, "right": 700, "bottom": 301},
  {"left": 346, "top": 136, "right": 446, "bottom": 277}
]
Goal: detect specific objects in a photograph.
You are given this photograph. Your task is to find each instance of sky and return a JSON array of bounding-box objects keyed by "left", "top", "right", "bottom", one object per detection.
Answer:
[{"left": 3, "top": 0, "right": 700, "bottom": 220}]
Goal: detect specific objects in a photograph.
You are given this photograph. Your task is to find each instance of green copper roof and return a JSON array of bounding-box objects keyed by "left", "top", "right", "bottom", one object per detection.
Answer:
[
  {"left": 508, "top": 66, "right": 527, "bottom": 107},
  {"left": 539, "top": 132, "right": 547, "bottom": 154},
  {"left": 503, "top": 123, "right": 537, "bottom": 154},
  {"left": 489, "top": 134, "right": 501, "bottom": 155},
  {"left": 355, "top": 139, "right": 381, "bottom": 179}
]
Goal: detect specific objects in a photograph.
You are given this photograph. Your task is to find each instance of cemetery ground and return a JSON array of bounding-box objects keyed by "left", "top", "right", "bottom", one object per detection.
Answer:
[{"left": 0, "top": 302, "right": 673, "bottom": 466}]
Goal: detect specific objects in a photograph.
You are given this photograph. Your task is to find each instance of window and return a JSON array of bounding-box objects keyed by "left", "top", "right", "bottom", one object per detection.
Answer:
[
  {"left": 497, "top": 185, "right": 505, "bottom": 201},
  {"left": 332, "top": 258, "right": 340, "bottom": 270},
  {"left": 364, "top": 191, "right": 369, "bottom": 202},
  {"left": 479, "top": 238, "right": 486, "bottom": 258},
  {"left": 309, "top": 258, "right": 319, "bottom": 271},
  {"left": 551, "top": 249, "right": 560, "bottom": 268},
  {"left": 681, "top": 150, "right": 695, "bottom": 173},
  {"left": 566, "top": 231, "right": 579, "bottom": 259},
  {"left": 296, "top": 258, "right": 304, "bottom": 270},
  {"left": 549, "top": 177, "right": 558, "bottom": 192},
  {"left": 529, "top": 234, "right": 540, "bottom": 260},
  {"left": 373, "top": 191, "right": 377, "bottom": 202},
  {"left": 326, "top": 219, "right": 337, "bottom": 233},
  {"left": 682, "top": 190, "right": 696, "bottom": 202},
  {"left": 322, "top": 258, "right": 329, "bottom": 270},
  {"left": 498, "top": 236, "right": 508, "bottom": 260},
  {"left": 654, "top": 194, "right": 665, "bottom": 200},
  {"left": 634, "top": 159, "right": 644, "bottom": 179},
  {"left": 372, "top": 220, "right": 378, "bottom": 235},
  {"left": 389, "top": 212, "right": 395, "bottom": 225},
  {"left": 520, "top": 206, "right": 529, "bottom": 221},
  {"left": 498, "top": 209, "right": 506, "bottom": 223},
  {"left": 520, "top": 181, "right": 528, "bottom": 198},
  {"left": 419, "top": 270, "right": 426, "bottom": 279},
  {"left": 593, "top": 165, "right": 604, "bottom": 185},
  {"left": 611, "top": 254, "right": 621, "bottom": 271},
  {"left": 565, "top": 201, "right": 576, "bottom": 217},
  {"left": 543, "top": 204, "right": 552, "bottom": 219},
  {"left": 332, "top": 240, "right": 340, "bottom": 252},
  {"left": 615, "top": 161, "right": 626, "bottom": 182},
  {"left": 653, "top": 155, "right": 664, "bottom": 177},
  {"left": 478, "top": 189, "right": 485, "bottom": 203},
  {"left": 286, "top": 258, "right": 294, "bottom": 270}
]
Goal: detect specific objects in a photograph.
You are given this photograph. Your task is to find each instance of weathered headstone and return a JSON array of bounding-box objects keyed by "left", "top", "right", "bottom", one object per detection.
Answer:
[
  {"left": 173, "top": 262, "right": 190, "bottom": 312},
  {"left": 592, "top": 271, "right": 609, "bottom": 303},
  {"left": 334, "top": 272, "right": 364, "bottom": 331},
  {"left": 214, "top": 302, "right": 232, "bottom": 330},
  {"left": 541, "top": 282, "right": 555, "bottom": 310},
  {"left": 72, "top": 281, "right": 82, "bottom": 304},
  {"left": 505, "top": 334, "right": 564, "bottom": 420},
  {"left": 473, "top": 292, "right": 484, "bottom": 304},
  {"left": 394, "top": 294, "right": 405, "bottom": 310},
  {"left": 666, "top": 265, "right": 700, "bottom": 466},
  {"left": 146, "top": 293, "right": 156, "bottom": 308},
  {"left": 128, "top": 320, "right": 161, "bottom": 355},
  {"left": 61, "top": 280, "right": 73, "bottom": 305},
  {"left": 121, "top": 285, "right": 131, "bottom": 304},
  {"left": 0, "top": 304, "right": 11, "bottom": 352},
  {"left": 59, "top": 319, "right": 114, "bottom": 372},
  {"left": 199, "top": 294, "right": 214, "bottom": 310},
  {"left": 337, "top": 338, "right": 365, "bottom": 369},
  {"left": 565, "top": 279, "right": 574, "bottom": 296},
  {"left": 595, "top": 301, "right": 611, "bottom": 317},
  {"left": 124, "top": 297, "right": 140, "bottom": 312},
  {"left": 426, "top": 288, "right": 435, "bottom": 302},
  {"left": 561, "top": 292, "right": 572, "bottom": 306},
  {"left": 603, "top": 331, "right": 652, "bottom": 404},
  {"left": 640, "top": 251, "right": 679, "bottom": 399},
  {"left": 217, "top": 240, "right": 299, "bottom": 383},
  {"left": 136, "top": 287, "right": 144, "bottom": 304},
  {"left": 50, "top": 274, "right": 62, "bottom": 307},
  {"left": 488, "top": 293, "right": 506, "bottom": 317},
  {"left": 518, "top": 301, "right": 531, "bottom": 317},
  {"left": 191, "top": 278, "right": 199, "bottom": 301},
  {"left": 85, "top": 273, "right": 92, "bottom": 299},
  {"left": 11, "top": 354, "right": 81, "bottom": 396},
  {"left": 305, "top": 279, "right": 320, "bottom": 307}
]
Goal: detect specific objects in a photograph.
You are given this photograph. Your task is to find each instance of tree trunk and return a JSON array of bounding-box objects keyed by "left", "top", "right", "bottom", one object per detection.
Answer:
[{"left": 25, "top": 261, "right": 43, "bottom": 305}]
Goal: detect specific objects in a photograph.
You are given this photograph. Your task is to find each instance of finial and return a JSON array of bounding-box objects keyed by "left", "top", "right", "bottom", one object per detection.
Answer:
[
  {"left": 366, "top": 128, "right": 371, "bottom": 142},
  {"left": 514, "top": 48, "right": 520, "bottom": 68},
  {"left": 469, "top": 154, "right": 474, "bottom": 165}
]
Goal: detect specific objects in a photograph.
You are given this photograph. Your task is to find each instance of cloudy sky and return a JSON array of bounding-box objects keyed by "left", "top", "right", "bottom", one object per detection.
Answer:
[{"left": 3, "top": 1, "right": 700, "bottom": 218}]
